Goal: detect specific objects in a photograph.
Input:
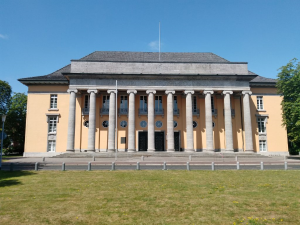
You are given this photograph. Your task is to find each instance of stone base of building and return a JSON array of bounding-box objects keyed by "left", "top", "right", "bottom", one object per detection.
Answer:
[{"left": 23, "top": 152, "right": 63, "bottom": 157}]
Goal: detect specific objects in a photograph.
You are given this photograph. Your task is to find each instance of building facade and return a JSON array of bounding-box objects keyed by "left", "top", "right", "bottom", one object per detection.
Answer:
[{"left": 19, "top": 51, "right": 288, "bottom": 156}]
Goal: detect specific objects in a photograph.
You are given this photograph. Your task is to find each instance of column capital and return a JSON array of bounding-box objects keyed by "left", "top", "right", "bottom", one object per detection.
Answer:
[
  {"left": 184, "top": 90, "right": 194, "bottom": 95},
  {"left": 222, "top": 91, "right": 233, "bottom": 95},
  {"left": 165, "top": 90, "right": 175, "bottom": 95},
  {"left": 67, "top": 89, "right": 78, "bottom": 94},
  {"left": 107, "top": 90, "right": 117, "bottom": 94},
  {"left": 203, "top": 90, "right": 214, "bottom": 95},
  {"left": 146, "top": 90, "right": 156, "bottom": 95},
  {"left": 127, "top": 89, "right": 137, "bottom": 94},
  {"left": 242, "top": 91, "right": 252, "bottom": 95},
  {"left": 87, "top": 89, "right": 98, "bottom": 94}
]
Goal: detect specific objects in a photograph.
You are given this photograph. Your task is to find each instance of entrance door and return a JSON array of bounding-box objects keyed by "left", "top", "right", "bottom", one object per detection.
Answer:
[
  {"left": 138, "top": 132, "right": 148, "bottom": 151},
  {"left": 174, "top": 132, "right": 180, "bottom": 151},
  {"left": 155, "top": 132, "right": 165, "bottom": 151}
]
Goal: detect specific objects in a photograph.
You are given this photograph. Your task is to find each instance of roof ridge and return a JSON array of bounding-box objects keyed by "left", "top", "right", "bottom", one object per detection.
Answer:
[{"left": 49, "top": 64, "right": 70, "bottom": 75}]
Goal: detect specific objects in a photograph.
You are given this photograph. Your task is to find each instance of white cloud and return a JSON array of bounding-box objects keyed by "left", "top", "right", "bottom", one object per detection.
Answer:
[
  {"left": 0, "top": 34, "right": 8, "bottom": 39},
  {"left": 148, "top": 40, "right": 159, "bottom": 51}
]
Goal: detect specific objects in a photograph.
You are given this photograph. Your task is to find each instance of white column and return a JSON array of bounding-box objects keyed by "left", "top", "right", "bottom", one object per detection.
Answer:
[
  {"left": 66, "top": 89, "right": 78, "bottom": 152},
  {"left": 146, "top": 90, "right": 156, "bottom": 152},
  {"left": 165, "top": 90, "right": 175, "bottom": 152},
  {"left": 127, "top": 90, "right": 137, "bottom": 152},
  {"left": 184, "top": 90, "right": 195, "bottom": 152},
  {"left": 223, "top": 91, "right": 234, "bottom": 151},
  {"left": 107, "top": 90, "right": 116, "bottom": 152},
  {"left": 242, "top": 91, "right": 254, "bottom": 152},
  {"left": 87, "top": 89, "right": 98, "bottom": 152},
  {"left": 204, "top": 90, "right": 214, "bottom": 151}
]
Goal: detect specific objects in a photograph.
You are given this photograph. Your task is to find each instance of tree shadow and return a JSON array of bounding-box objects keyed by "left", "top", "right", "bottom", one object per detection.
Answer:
[{"left": 0, "top": 171, "right": 36, "bottom": 188}]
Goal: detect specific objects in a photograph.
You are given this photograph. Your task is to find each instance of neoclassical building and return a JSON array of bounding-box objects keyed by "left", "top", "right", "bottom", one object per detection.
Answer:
[{"left": 19, "top": 51, "right": 288, "bottom": 156}]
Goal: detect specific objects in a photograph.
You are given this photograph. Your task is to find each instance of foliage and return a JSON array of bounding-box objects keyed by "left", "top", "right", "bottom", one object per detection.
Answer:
[
  {"left": 0, "top": 80, "right": 12, "bottom": 114},
  {"left": 4, "top": 93, "right": 27, "bottom": 154},
  {"left": 276, "top": 58, "right": 300, "bottom": 154}
]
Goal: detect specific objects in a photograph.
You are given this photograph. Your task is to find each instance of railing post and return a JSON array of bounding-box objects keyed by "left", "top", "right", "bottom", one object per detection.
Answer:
[
  {"left": 237, "top": 161, "right": 240, "bottom": 170},
  {"left": 284, "top": 161, "right": 288, "bottom": 170},
  {"left": 88, "top": 162, "right": 91, "bottom": 171},
  {"left": 62, "top": 162, "right": 65, "bottom": 171},
  {"left": 35, "top": 162, "right": 38, "bottom": 171},
  {"left": 260, "top": 162, "right": 264, "bottom": 170},
  {"left": 111, "top": 162, "right": 115, "bottom": 171},
  {"left": 187, "top": 162, "right": 190, "bottom": 171},
  {"left": 163, "top": 162, "right": 167, "bottom": 170},
  {"left": 137, "top": 162, "right": 140, "bottom": 170},
  {"left": 212, "top": 162, "right": 215, "bottom": 171}
]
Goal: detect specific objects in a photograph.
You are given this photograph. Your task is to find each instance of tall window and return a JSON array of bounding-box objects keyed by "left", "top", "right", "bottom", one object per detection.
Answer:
[
  {"left": 120, "top": 96, "right": 128, "bottom": 109},
  {"left": 211, "top": 96, "right": 215, "bottom": 110},
  {"left": 173, "top": 96, "right": 178, "bottom": 110},
  {"left": 257, "top": 96, "right": 263, "bottom": 110},
  {"left": 140, "top": 96, "right": 147, "bottom": 110},
  {"left": 50, "top": 95, "right": 57, "bottom": 109},
  {"left": 48, "top": 140, "right": 56, "bottom": 152},
  {"left": 84, "top": 95, "right": 89, "bottom": 110},
  {"left": 193, "top": 96, "right": 197, "bottom": 113},
  {"left": 155, "top": 96, "right": 163, "bottom": 111},
  {"left": 48, "top": 116, "right": 57, "bottom": 133},
  {"left": 103, "top": 95, "right": 110, "bottom": 108},
  {"left": 258, "top": 118, "right": 266, "bottom": 133},
  {"left": 259, "top": 140, "right": 267, "bottom": 152}
]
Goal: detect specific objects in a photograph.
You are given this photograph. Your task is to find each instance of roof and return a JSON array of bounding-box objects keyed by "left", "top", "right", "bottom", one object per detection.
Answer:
[{"left": 18, "top": 51, "right": 274, "bottom": 86}]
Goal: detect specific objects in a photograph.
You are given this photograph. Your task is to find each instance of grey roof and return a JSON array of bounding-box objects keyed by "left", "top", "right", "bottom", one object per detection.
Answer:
[
  {"left": 18, "top": 51, "right": 274, "bottom": 86},
  {"left": 78, "top": 51, "right": 230, "bottom": 63}
]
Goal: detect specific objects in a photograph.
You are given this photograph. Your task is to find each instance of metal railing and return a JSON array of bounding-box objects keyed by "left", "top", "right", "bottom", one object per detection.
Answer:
[
  {"left": 155, "top": 108, "right": 164, "bottom": 116},
  {"left": 192, "top": 108, "right": 200, "bottom": 116},
  {"left": 173, "top": 108, "right": 180, "bottom": 116},
  {"left": 118, "top": 108, "right": 128, "bottom": 116},
  {"left": 138, "top": 108, "right": 148, "bottom": 116},
  {"left": 100, "top": 108, "right": 109, "bottom": 116}
]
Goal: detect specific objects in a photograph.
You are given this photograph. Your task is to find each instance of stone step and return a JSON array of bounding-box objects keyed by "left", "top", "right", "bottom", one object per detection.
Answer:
[{"left": 52, "top": 152, "right": 271, "bottom": 158}]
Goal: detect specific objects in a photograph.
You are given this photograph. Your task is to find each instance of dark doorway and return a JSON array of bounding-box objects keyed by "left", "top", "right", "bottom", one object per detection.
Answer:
[
  {"left": 138, "top": 132, "right": 148, "bottom": 151},
  {"left": 174, "top": 132, "right": 180, "bottom": 151},
  {"left": 155, "top": 132, "right": 165, "bottom": 151}
]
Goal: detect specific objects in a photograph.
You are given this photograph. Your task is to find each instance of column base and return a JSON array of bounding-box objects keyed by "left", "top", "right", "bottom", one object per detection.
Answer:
[
  {"left": 107, "top": 149, "right": 115, "bottom": 152},
  {"left": 128, "top": 149, "right": 136, "bottom": 152},
  {"left": 86, "top": 149, "right": 95, "bottom": 153},
  {"left": 202, "top": 149, "right": 214, "bottom": 152},
  {"left": 222, "top": 149, "right": 234, "bottom": 152},
  {"left": 245, "top": 149, "right": 254, "bottom": 152},
  {"left": 147, "top": 149, "right": 155, "bottom": 152},
  {"left": 66, "top": 149, "right": 75, "bottom": 152},
  {"left": 185, "top": 149, "right": 195, "bottom": 152},
  {"left": 167, "top": 149, "right": 175, "bottom": 152}
]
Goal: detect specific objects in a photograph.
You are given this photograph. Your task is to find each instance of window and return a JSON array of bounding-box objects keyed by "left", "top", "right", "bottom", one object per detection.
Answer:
[
  {"left": 140, "top": 120, "right": 147, "bottom": 128},
  {"left": 193, "top": 121, "right": 197, "bottom": 128},
  {"left": 84, "top": 95, "right": 89, "bottom": 110},
  {"left": 211, "top": 96, "right": 215, "bottom": 110},
  {"left": 257, "top": 96, "right": 263, "bottom": 110},
  {"left": 193, "top": 96, "right": 197, "bottom": 113},
  {"left": 47, "top": 140, "right": 56, "bottom": 152},
  {"left": 102, "top": 120, "right": 109, "bottom": 128},
  {"left": 155, "top": 96, "right": 163, "bottom": 112},
  {"left": 103, "top": 95, "right": 110, "bottom": 108},
  {"left": 120, "top": 121, "right": 127, "bottom": 128},
  {"left": 258, "top": 118, "right": 266, "bottom": 133},
  {"left": 174, "top": 121, "right": 178, "bottom": 128},
  {"left": 84, "top": 121, "right": 89, "bottom": 128},
  {"left": 120, "top": 96, "right": 128, "bottom": 109},
  {"left": 48, "top": 116, "right": 57, "bottom": 133},
  {"left": 140, "top": 96, "right": 147, "bottom": 110},
  {"left": 173, "top": 96, "right": 178, "bottom": 110},
  {"left": 259, "top": 140, "right": 267, "bottom": 152},
  {"left": 50, "top": 95, "right": 57, "bottom": 109},
  {"left": 155, "top": 121, "right": 163, "bottom": 128}
]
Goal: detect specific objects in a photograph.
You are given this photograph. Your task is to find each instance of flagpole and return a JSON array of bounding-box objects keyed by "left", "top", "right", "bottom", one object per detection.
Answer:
[
  {"left": 159, "top": 22, "right": 161, "bottom": 61},
  {"left": 115, "top": 80, "right": 118, "bottom": 154}
]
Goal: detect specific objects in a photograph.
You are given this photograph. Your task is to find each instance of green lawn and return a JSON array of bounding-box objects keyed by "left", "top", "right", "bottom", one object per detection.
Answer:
[{"left": 0, "top": 170, "right": 299, "bottom": 225}]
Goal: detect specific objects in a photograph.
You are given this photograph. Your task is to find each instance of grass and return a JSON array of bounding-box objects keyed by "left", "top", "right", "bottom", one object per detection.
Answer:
[{"left": 0, "top": 170, "right": 299, "bottom": 225}]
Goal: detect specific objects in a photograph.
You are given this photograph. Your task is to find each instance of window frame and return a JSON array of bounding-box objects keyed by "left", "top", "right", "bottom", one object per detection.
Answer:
[
  {"left": 47, "top": 140, "right": 56, "bottom": 152},
  {"left": 48, "top": 116, "right": 58, "bottom": 134},
  {"left": 155, "top": 96, "right": 163, "bottom": 110},
  {"left": 50, "top": 94, "right": 58, "bottom": 109},
  {"left": 103, "top": 95, "right": 110, "bottom": 108},
  {"left": 120, "top": 95, "right": 128, "bottom": 109},
  {"left": 140, "top": 96, "right": 147, "bottom": 110},
  {"left": 257, "top": 117, "right": 266, "bottom": 134},
  {"left": 257, "top": 96, "right": 264, "bottom": 110},
  {"left": 259, "top": 140, "right": 267, "bottom": 152}
]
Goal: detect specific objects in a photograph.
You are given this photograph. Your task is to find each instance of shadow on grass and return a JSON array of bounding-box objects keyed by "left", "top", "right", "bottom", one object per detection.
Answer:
[{"left": 0, "top": 171, "right": 36, "bottom": 188}]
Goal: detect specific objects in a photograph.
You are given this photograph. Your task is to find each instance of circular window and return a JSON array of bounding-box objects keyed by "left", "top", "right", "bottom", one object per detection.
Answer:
[
  {"left": 212, "top": 122, "right": 215, "bottom": 128},
  {"left": 193, "top": 121, "right": 197, "bottom": 128},
  {"left": 140, "top": 120, "right": 147, "bottom": 128},
  {"left": 156, "top": 121, "right": 163, "bottom": 128},
  {"left": 102, "top": 120, "right": 109, "bottom": 128},
  {"left": 84, "top": 121, "right": 89, "bottom": 128},
  {"left": 120, "top": 121, "right": 127, "bottom": 128},
  {"left": 174, "top": 121, "right": 178, "bottom": 128}
]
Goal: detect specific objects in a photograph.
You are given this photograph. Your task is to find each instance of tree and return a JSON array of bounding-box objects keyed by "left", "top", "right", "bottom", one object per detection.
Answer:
[
  {"left": 5, "top": 93, "right": 27, "bottom": 154},
  {"left": 276, "top": 58, "right": 300, "bottom": 154},
  {"left": 0, "top": 80, "right": 12, "bottom": 114}
]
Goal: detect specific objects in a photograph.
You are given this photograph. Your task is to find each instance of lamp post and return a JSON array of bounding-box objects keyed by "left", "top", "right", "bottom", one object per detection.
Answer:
[{"left": 0, "top": 114, "right": 6, "bottom": 170}]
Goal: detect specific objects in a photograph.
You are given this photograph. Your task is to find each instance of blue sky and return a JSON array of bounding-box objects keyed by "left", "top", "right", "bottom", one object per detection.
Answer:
[{"left": 0, "top": 0, "right": 299, "bottom": 93}]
